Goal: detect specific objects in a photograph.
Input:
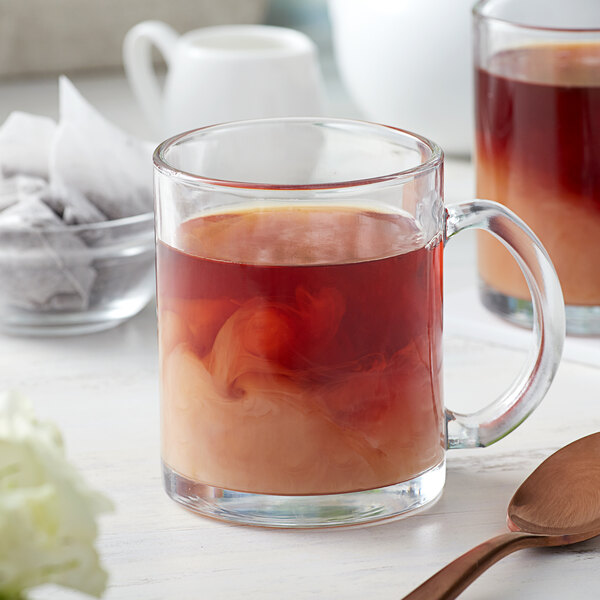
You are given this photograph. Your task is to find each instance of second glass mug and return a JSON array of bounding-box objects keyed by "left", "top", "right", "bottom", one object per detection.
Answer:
[
  {"left": 154, "top": 118, "right": 564, "bottom": 528},
  {"left": 474, "top": 0, "right": 600, "bottom": 334}
]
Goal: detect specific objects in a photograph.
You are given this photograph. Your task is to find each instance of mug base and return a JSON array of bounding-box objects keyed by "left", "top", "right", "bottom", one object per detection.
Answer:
[
  {"left": 479, "top": 280, "right": 600, "bottom": 336},
  {"left": 162, "top": 459, "right": 446, "bottom": 529}
]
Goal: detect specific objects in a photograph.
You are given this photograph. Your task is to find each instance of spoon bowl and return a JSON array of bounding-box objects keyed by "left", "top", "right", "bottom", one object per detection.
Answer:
[
  {"left": 508, "top": 433, "right": 600, "bottom": 537},
  {"left": 403, "top": 433, "right": 600, "bottom": 600}
]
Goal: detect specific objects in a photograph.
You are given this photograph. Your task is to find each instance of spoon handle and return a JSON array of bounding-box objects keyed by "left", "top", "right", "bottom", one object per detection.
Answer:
[{"left": 401, "top": 531, "right": 549, "bottom": 600}]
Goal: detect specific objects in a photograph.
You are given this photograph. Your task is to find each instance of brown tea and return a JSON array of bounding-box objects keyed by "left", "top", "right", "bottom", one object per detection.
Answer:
[
  {"left": 157, "top": 206, "right": 444, "bottom": 495},
  {"left": 476, "top": 43, "right": 600, "bottom": 305}
]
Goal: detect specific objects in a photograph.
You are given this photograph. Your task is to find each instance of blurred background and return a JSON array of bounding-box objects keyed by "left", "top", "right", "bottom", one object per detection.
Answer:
[
  {"left": 0, "top": 0, "right": 345, "bottom": 140},
  {"left": 0, "top": 0, "right": 334, "bottom": 78}
]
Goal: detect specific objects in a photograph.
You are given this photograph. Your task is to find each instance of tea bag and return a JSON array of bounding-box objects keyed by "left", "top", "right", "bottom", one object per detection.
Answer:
[
  {"left": 0, "top": 174, "right": 107, "bottom": 226},
  {"left": 0, "top": 197, "right": 95, "bottom": 310},
  {"left": 0, "top": 77, "right": 155, "bottom": 315},
  {"left": 0, "top": 112, "right": 56, "bottom": 179},
  {"left": 50, "top": 77, "right": 154, "bottom": 220},
  {"left": 0, "top": 175, "right": 47, "bottom": 212},
  {"left": 43, "top": 184, "right": 108, "bottom": 225}
]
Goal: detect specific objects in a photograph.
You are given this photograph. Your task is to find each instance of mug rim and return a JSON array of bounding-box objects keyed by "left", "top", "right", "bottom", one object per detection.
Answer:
[
  {"left": 153, "top": 117, "right": 444, "bottom": 192},
  {"left": 473, "top": 0, "right": 600, "bottom": 33}
]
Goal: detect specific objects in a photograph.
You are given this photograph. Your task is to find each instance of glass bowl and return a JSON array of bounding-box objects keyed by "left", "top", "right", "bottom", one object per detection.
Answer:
[{"left": 0, "top": 211, "right": 155, "bottom": 336}]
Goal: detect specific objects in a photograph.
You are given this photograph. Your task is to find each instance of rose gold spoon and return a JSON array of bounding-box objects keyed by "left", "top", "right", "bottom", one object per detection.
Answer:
[{"left": 402, "top": 432, "right": 600, "bottom": 600}]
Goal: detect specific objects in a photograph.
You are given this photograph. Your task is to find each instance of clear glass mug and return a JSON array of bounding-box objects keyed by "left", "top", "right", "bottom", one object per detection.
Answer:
[
  {"left": 153, "top": 118, "right": 564, "bottom": 528},
  {"left": 474, "top": 0, "right": 600, "bottom": 334}
]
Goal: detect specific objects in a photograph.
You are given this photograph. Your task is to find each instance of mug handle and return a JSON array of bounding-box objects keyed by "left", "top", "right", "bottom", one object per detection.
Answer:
[
  {"left": 123, "top": 20, "right": 179, "bottom": 136},
  {"left": 444, "top": 200, "right": 565, "bottom": 449}
]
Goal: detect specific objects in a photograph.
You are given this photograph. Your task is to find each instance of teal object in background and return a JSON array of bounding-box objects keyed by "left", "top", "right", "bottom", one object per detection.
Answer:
[{"left": 265, "top": 0, "right": 332, "bottom": 55}]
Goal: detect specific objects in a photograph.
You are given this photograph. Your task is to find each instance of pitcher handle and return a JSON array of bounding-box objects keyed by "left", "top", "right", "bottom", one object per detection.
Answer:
[
  {"left": 445, "top": 200, "right": 565, "bottom": 448},
  {"left": 123, "top": 20, "right": 178, "bottom": 136}
]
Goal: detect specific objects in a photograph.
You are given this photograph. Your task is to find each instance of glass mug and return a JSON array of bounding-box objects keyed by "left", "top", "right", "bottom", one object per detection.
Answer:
[
  {"left": 153, "top": 118, "right": 564, "bottom": 528},
  {"left": 474, "top": 0, "right": 600, "bottom": 334}
]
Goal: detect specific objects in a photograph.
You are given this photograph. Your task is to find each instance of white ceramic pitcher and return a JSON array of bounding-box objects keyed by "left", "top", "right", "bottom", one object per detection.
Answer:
[{"left": 123, "top": 21, "right": 324, "bottom": 138}]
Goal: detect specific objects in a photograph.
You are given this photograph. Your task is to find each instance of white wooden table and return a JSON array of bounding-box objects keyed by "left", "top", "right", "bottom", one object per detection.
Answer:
[{"left": 1, "top": 73, "right": 599, "bottom": 600}]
